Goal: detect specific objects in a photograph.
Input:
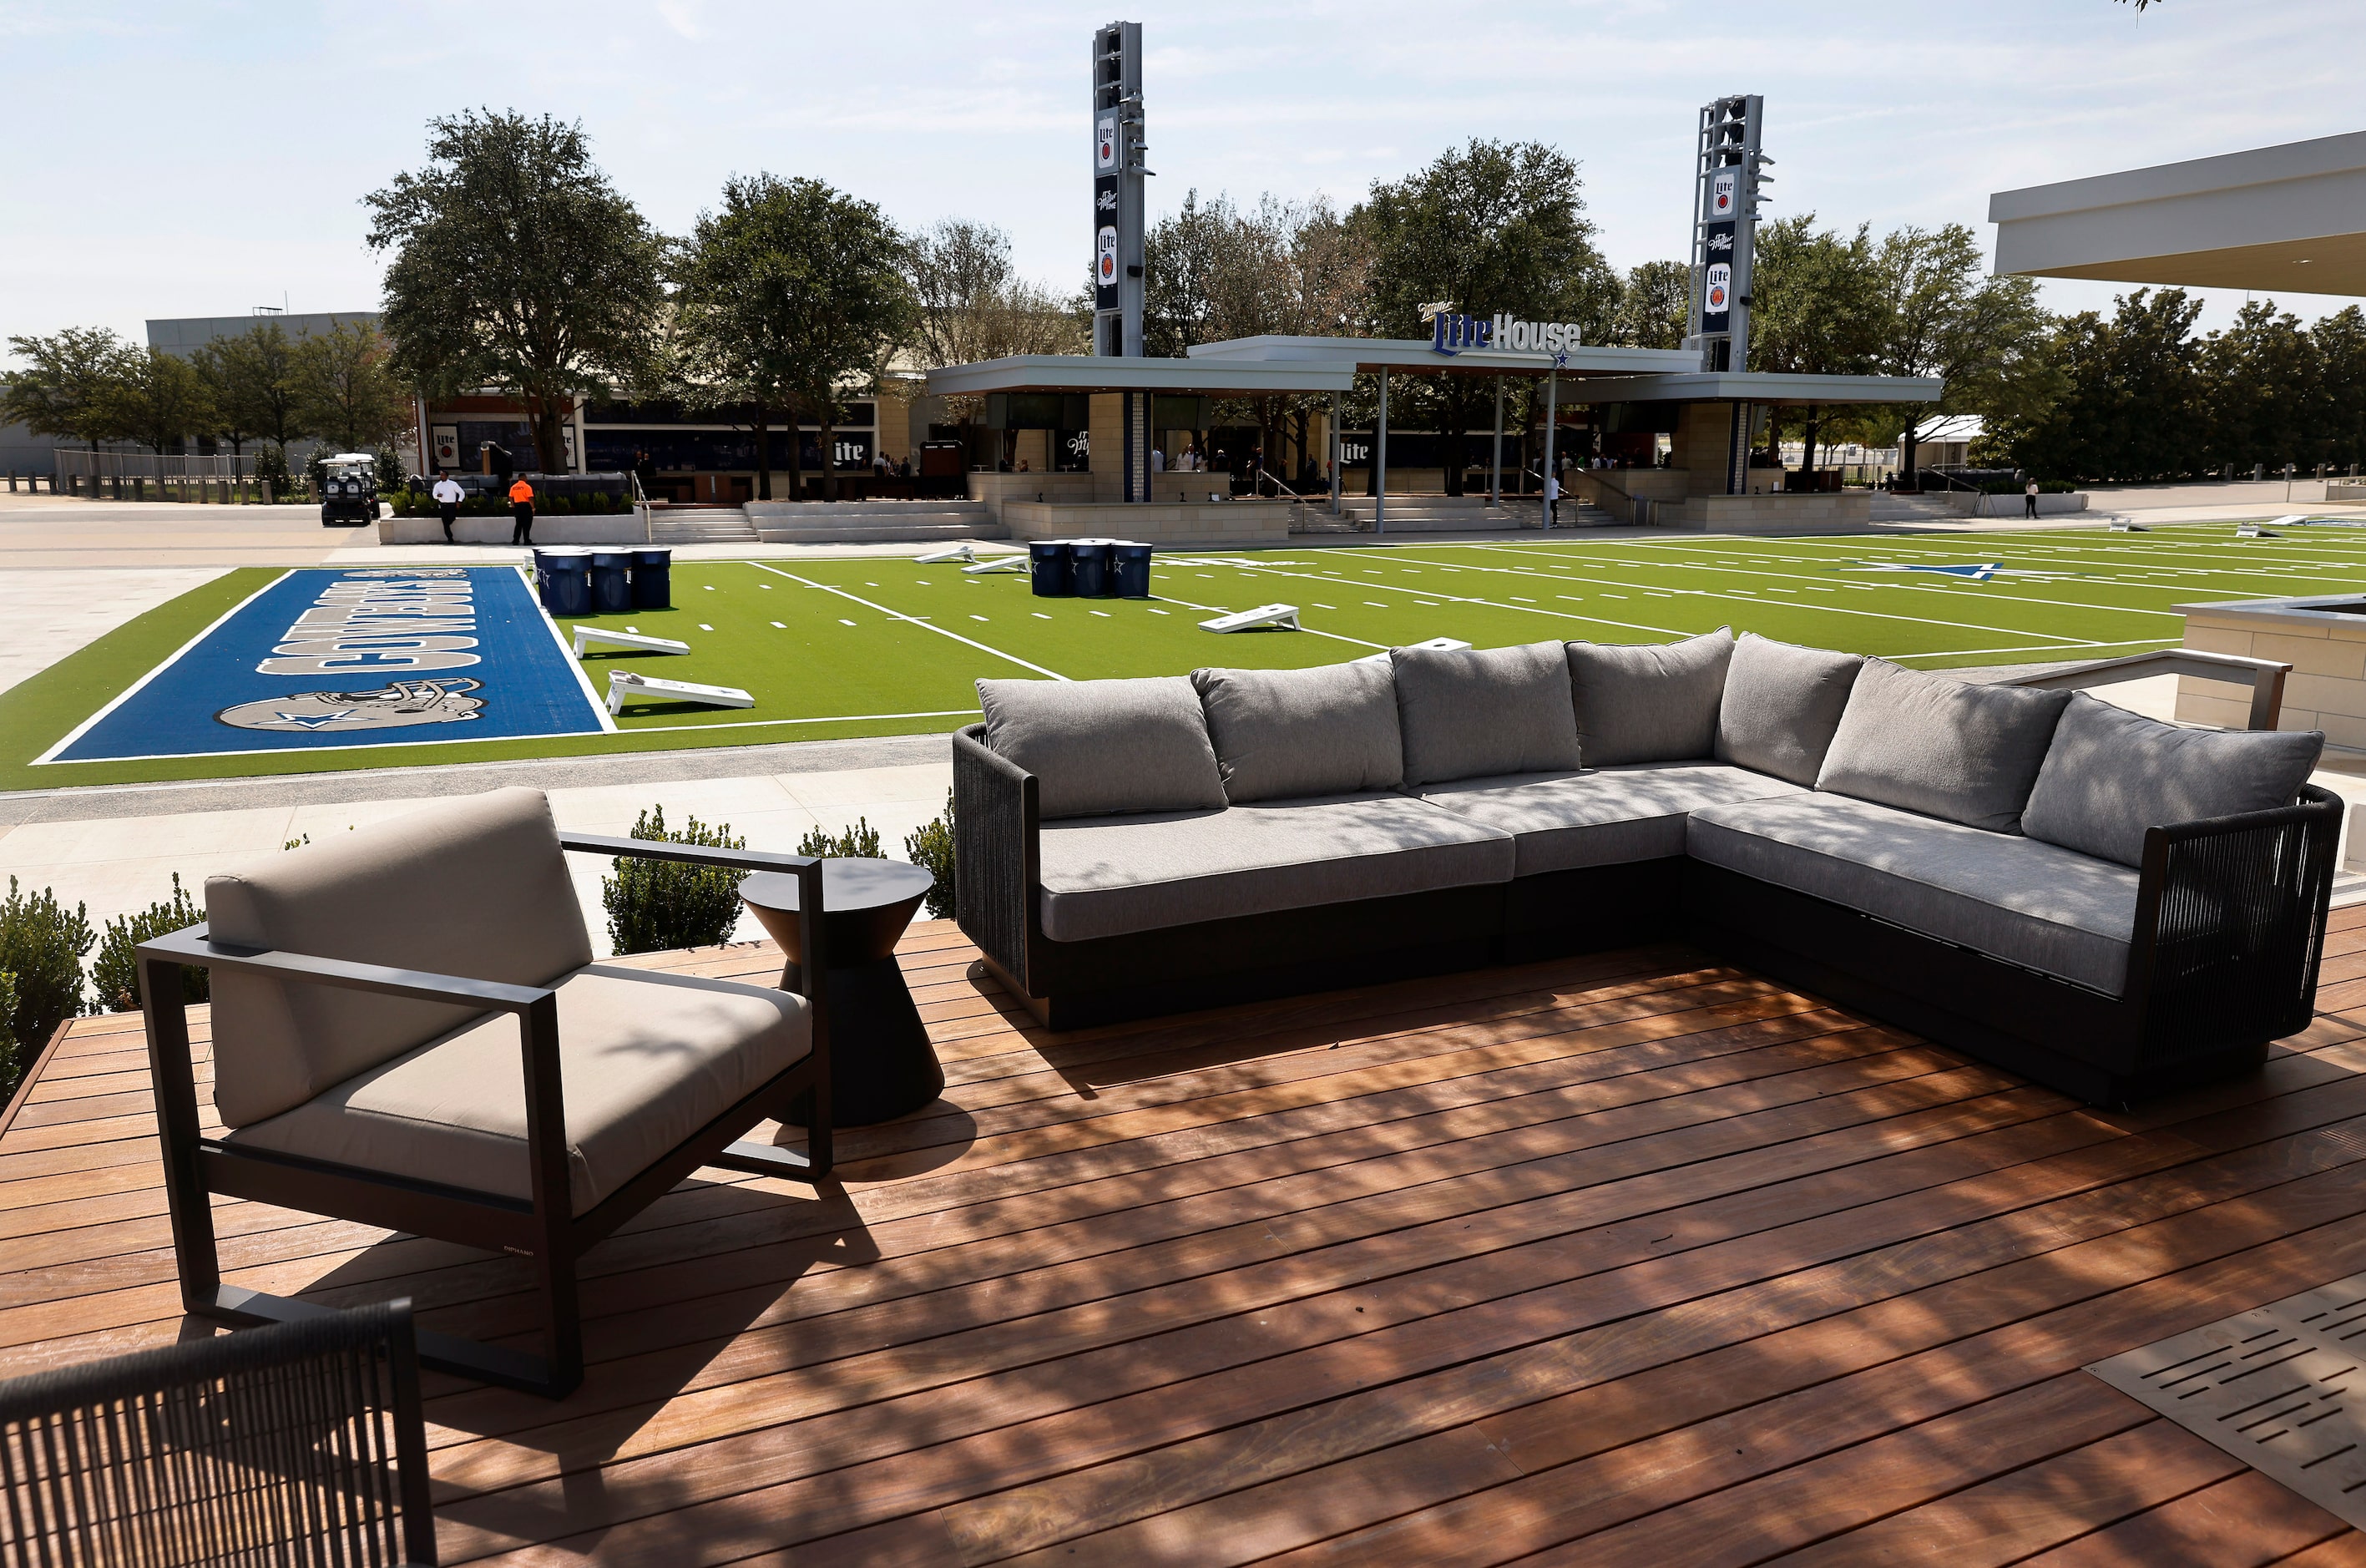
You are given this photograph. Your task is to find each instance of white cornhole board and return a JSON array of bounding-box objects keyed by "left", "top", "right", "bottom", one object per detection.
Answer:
[
  {"left": 1200, "top": 603, "right": 1299, "bottom": 633},
  {"left": 1355, "top": 637, "right": 1471, "bottom": 665},
  {"left": 607, "top": 670, "right": 753, "bottom": 714},
  {"left": 961, "top": 554, "right": 1027, "bottom": 574},
  {"left": 2107, "top": 517, "right": 2147, "bottom": 532},
  {"left": 574, "top": 626, "right": 690, "bottom": 656},
  {"left": 914, "top": 544, "right": 975, "bottom": 564},
  {"left": 2237, "top": 522, "right": 2283, "bottom": 539}
]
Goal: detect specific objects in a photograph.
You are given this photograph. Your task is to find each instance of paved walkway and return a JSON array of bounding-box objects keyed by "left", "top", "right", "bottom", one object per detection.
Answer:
[
  {"left": 0, "top": 567, "right": 226, "bottom": 698},
  {"left": 0, "top": 731, "right": 952, "bottom": 954}
]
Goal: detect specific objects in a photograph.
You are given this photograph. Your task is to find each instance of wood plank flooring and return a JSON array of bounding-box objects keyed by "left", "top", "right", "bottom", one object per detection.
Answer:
[{"left": 9, "top": 912, "right": 2366, "bottom": 1564}]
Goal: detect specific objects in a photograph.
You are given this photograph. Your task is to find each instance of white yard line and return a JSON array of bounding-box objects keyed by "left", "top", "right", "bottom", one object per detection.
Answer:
[{"left": 748, "top": 563, "right": 1071, "bottom": 681}]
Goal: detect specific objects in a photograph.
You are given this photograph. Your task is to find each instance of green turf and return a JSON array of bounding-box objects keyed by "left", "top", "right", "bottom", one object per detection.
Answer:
[{"left": 18, "top": 523, "right": 2366, "bottom": 790}]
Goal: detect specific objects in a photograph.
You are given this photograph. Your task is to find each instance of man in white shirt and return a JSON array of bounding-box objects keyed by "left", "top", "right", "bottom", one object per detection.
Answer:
[
  {"left": 1150, "top": 445, "right": 1165, "bottom": 474},
  {"left": 1544, "top": 470, "right": 1561, "bottom": 529},
  {"left": 430, "top": 471, "right": 465, "bottom": 543}
]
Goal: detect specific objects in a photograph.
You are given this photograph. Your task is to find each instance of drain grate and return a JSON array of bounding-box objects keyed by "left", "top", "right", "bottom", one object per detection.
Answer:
[{"left": 2087, "top": 1275, "right": 2366, "bottom": 1525}]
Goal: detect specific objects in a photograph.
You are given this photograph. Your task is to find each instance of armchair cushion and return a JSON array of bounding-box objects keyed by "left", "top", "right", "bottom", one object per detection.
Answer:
[
  {"left": 1566, "top": 629, "right": 1734, "bottom": 766},
  {"left": 205, "top": 787, "right": 594, "bottom": 1128},
  {"left": 1193, "top": 660, "right": 1403, "bottom": 802},
  {"left": 2021, "top": 694, "right": 2327, "bottom": 867},
  {"left": 1391, "top": 640, "right": 1584, "bottom": 786},
  {"left": 1814, "top": 659, "right": 2073, "bottom": 832},
  {"left": 1715, "top": 634, "right": 1864, "bottom": 787},
  {"left": 978, "top": 675, "right": 1226, "bottom": 819},
  {"left": 1035, "top": 793, "right": 1514, "bottom": 943},
  {"left": 225, "top": 964, "right": 811, "bottom": 1216}
]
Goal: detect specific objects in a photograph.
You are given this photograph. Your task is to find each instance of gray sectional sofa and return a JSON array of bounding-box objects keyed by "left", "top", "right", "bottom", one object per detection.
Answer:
[{"left": 953, "top": 630, "right": 2341, "bottom": 1104}]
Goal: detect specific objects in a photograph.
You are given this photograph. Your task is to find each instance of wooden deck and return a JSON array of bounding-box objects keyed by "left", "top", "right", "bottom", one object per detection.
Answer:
[{"left": 12, "top": 913, "right": 2366, "bottom": 1565}]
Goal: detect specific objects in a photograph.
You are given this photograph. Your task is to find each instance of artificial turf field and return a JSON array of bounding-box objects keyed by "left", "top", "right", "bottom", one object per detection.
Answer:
[{"left": 13, "top": 521, "right": 2366, "bottom": 790}]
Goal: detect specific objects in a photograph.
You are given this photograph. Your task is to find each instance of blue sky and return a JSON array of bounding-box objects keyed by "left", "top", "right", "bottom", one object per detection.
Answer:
[{"left": 0, "top": 0, "right": 2354, "bottom": 360}]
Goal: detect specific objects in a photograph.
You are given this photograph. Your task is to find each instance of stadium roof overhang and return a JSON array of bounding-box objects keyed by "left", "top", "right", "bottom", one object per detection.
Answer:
[
  {"left": 1989, "top": 130, "right": 2366, "bottom": 295},
  {"left": 926, "top": 340, "right": 1939, "bottom": 408}
]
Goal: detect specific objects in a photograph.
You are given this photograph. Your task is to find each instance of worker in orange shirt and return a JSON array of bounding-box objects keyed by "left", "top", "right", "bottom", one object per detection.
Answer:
[{"left": 507, "top": 475, "right": 535, "bottom": 546}]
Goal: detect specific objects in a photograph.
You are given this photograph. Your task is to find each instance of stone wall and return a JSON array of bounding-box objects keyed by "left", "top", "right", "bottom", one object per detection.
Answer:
[
  {"left": 2181, "top": 604, "right": 2366, "bottom": 752},
  {"left": 376, "top": 514, "right": 647, "bottom": 545},
  {"left": 999, "top": 500, "right": 1292, "bottom": 549}
]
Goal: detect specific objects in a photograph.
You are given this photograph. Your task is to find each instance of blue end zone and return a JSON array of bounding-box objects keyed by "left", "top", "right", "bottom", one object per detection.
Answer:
[{"left": 44, "top": 566, "right": 609, "bottom": 764}]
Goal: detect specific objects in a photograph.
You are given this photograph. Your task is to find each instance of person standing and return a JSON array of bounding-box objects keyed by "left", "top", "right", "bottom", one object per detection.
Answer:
[
  {"left": 508, "top": 475, "right": 536, "bottom": 546},
  {"left": 1544, "top": 468, "right": 1561, "bottom": 529},
  {"left": 431, "top": 469, "right": 464, "bottom": 543},
  {"left": 2025, "top": 478, "right": 2040, "bottom": 518}
]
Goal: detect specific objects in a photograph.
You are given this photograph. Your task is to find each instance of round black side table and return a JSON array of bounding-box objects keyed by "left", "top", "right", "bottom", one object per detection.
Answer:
[{"left": 738, "top": 858, "right": 942, "bottom": 1127}]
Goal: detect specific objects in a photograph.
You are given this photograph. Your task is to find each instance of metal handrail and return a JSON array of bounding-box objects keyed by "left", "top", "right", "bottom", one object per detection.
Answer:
[{"left": 2004, "top": 648, "right": 2291, "bottom": 731}]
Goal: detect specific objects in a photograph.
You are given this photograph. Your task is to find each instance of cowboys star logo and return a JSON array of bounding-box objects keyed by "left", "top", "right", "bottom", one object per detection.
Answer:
[{"left": 217, "top": 677, "right": 486, "bottom": 733}]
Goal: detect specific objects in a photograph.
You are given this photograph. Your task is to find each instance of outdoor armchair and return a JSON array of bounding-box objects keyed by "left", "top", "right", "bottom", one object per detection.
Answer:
[{"left": 137, "top": 787, "right": 832, "bottom": 1399}]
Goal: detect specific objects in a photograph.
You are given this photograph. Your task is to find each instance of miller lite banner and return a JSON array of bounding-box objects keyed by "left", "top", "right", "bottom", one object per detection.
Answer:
[
  {"left": 1711, "top": 169, "right": 1737, "bottom": 218},
  {"left": 1095, "top": 113, "right": 1119, "bottom": 173},
  {"left": 1095, "top": 174, "right": 1120, "bottom": 311},
  {"left": 1701, "top": 218, "right": 1737, "bottom": 332}
]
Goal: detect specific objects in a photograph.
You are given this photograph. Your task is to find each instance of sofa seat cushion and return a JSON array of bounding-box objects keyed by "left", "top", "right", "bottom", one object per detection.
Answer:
[
  {"left": 1688, "top": 794, "right": 2141, "bottom": 994},
  {"left": 1421, "top": 762, "right": 1803, "bottom": 876},
  {"left": 226, "top": 964, "right": 811, "bottom": 1216},
  {"left": 1036, "top": 794, "right": 1516, "bottom": 943}
]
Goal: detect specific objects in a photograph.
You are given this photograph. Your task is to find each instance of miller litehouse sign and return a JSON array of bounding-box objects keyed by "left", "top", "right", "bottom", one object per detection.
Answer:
[{"left": 1429, "top": 311, "right": 1585, "bottom": 357}]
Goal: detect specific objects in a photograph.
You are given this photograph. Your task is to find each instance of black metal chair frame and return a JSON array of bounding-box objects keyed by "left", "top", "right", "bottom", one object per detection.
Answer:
[
  {"left": 137, "top": 836, "right": 832, "bottom": 1401},
  {"left": 0, "top": 1299, "right": 437, "bottom": 1566}
]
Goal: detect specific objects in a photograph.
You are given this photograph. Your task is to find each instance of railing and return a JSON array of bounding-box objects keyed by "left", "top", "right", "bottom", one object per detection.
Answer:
[
  {"left": 53, "top": 448, "right": 257, "bottom": 479},
  {"left": 2004, "top": 648, "right": 2291, "bottom": 731}
]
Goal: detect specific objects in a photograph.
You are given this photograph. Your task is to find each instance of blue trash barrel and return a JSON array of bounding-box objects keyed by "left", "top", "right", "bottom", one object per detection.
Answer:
[
  {"left": 630, "top": 548, "right": 672, "bottom": 609},
  {"left": 1110, "top": 541, "right": 1153, "bottom": 599},
  {"left": 1067, "top": 539, "right": 1112, "bottom": 599},
  {"left": 589, "top": 551, "right": 632, "bottom": 613},
  {"left": 1029, "top": 540, "right": 1073, "bottom": 597},
  {"left": 543, "top": 549, "right": 593, "bottom": 617},
  {"left": 531, "top": 549, "right": 562, "bottom": 609}
]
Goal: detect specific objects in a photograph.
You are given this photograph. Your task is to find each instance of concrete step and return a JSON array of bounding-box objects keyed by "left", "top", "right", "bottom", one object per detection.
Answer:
[
  {"left": 747, "top": 499, "right": 994, "bottom": 521},
  {"left": 650, "top": 507, "right": 756, "bottom": 544},
  {"left": 753, "top": 519, "right": 1009, "bottom": 544}
]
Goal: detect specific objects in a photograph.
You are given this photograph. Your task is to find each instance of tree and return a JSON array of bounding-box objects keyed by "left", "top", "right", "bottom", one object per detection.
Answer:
[
  {"left": 2200, "top": 300, "right": 2318, "bottom": 472},
  {"left": 1353, "top": 139, "right": 1619, "bottom": 493},
  {"left": 291, "top": 319, "right": 410, "bottom": 457},
  {"left": 190, "top": 321, "right": 305, "bottom": 463},
  {"left": 96, "top": 347, "right": 216, "bottom": 465},
  {"left": 1871, "top": 222, "right": 2054, "bottom": 478},
  {"left": 671, "top": 174, "right": 913, "bottom": 501},
  {"left": 1989, "top": 289, "right": 2203, "bottom": 481},
  {"left": 1, "top": 326, "right": 136, "bottom": 453},
  {"left": 1746, "top": 215, "right": 1886, "bottom": 470},
  {"left": 1615, "top": 260, "right": 1691, "bottom": 350},
  {"left": 904, "top": 217, "right": 1082, "bottom": 470},
  {"left": 367, "top": 110, "right": 665, "bottom": 474}
]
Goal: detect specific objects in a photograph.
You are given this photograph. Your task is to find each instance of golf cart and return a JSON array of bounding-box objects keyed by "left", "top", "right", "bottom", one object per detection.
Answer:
[{"left": 319, "top": 453, "right": 382, "bottom": 527}]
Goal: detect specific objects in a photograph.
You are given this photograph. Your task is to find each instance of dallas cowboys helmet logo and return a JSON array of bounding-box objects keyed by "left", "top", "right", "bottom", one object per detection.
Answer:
[{"left": 216, "top": 678, "right": 486, "bottom": 733}]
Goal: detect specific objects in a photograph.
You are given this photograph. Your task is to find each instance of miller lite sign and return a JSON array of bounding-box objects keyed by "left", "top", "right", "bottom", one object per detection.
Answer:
[
  {"left": 1711, "top": 169, "right": 1737, "bottom": 217},
  {"left": 1702, "top": 262, "right": 1732, "bottom": 331},
  {"left": 1095, "top": 114, "right": 1119, "bottom": 173}
]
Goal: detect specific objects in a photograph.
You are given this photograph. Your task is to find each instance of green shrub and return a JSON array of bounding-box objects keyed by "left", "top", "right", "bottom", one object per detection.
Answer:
[
  {"left": 602, "top": 807, "right": 747, "bottom": 954},
  {"left": 0, "top": 879, "right": 93, "bottom": 1100},
  {"left": 255, "top": 445, "right": 293, "bottom": 496},
  {"left": 90, "top": 874, "right": 208, "bottom": 1014},
  {"left": 796, "top": 817, "right": 882, "bottom": 859},
  {"left": 903, "top": 792, "right": 955, "bottom": 920},
  {"left": 0, "top": 973, "right": 16, "bottom": 1095}
]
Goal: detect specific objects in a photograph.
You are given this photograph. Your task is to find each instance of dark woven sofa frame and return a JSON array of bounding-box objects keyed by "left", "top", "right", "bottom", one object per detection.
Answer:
[
  {"left": 138, "top": 835, "right": 834, "bottom": 1401},
  {"left": 955, "top": 723, "right": 2342, "bottom": 1105}
]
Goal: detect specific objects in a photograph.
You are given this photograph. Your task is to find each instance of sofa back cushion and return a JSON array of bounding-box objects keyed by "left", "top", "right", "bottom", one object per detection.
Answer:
[
  {"left": 1814, "top": 659, "right": 2073, "bottom": 832},
  {"left": 1567, "top": 628, "right": 1733, "bottom": 766},
  {"left": 1714, "top": 634, "right": 1865, "bottom": 787},
  {"left": 1391, "top": 640, "right": 1585, "bottom": 786},
  {"left": 205, "top": 787, "right": 594, "bottom": 1128},
  {"left": 2021, "top": 693, "right": 2326, "bottom": 867},
  {"left": 978, "top": 675, "right": 1227, "bottom": 819},
  {"left": 1192, "top": 660, "right": 1403, "bottom": 802}
]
